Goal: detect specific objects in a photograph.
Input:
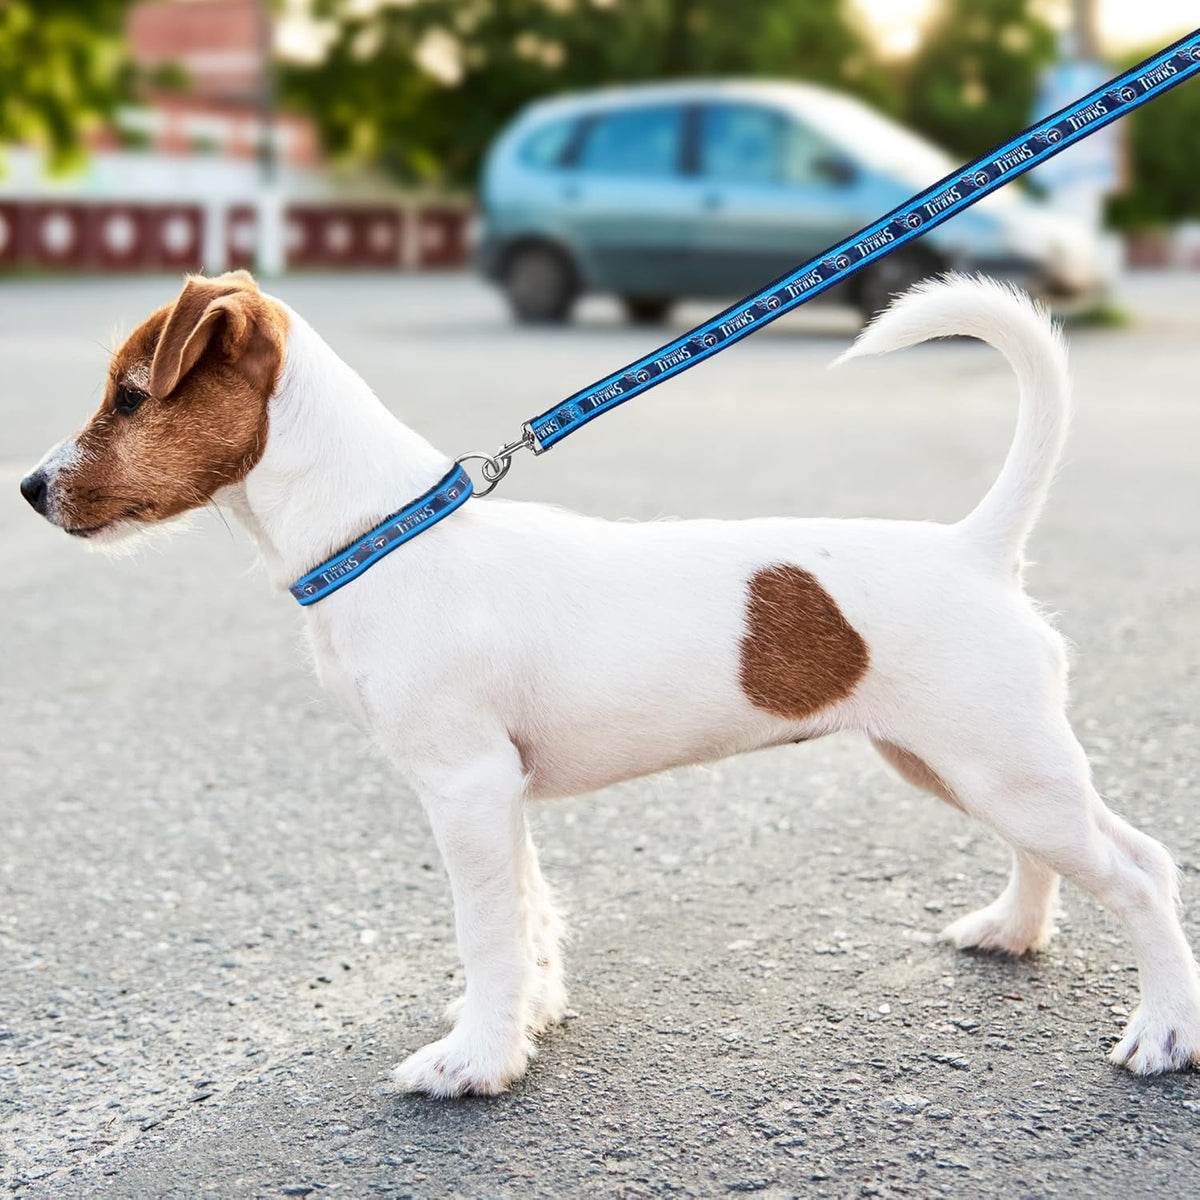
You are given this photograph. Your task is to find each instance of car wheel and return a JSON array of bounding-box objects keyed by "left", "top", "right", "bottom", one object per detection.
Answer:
[
  {"left": 504, "top": 244, "right": 576, "bottom": 324},
  {"left": 855, "top": 251, "right": 939, "bottom": 323},
  {"left": 621, "top": 296, "right": 673, "bottom": 325}
]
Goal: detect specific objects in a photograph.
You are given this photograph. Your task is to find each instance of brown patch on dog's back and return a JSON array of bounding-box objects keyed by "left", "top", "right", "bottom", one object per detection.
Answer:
[{"left": 739, "top": 565, "right": 869, "bottom": 720}]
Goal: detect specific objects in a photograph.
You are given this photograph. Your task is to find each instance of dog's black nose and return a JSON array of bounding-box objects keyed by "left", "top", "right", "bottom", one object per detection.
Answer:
[{"left": 20, "top": 471, "right": 48, "bottom": 514}]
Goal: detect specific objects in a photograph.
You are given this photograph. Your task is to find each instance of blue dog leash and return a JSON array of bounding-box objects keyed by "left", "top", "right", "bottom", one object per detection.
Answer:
[{"left": 291, "top": 29, "right": 1200, "bottom": 607}]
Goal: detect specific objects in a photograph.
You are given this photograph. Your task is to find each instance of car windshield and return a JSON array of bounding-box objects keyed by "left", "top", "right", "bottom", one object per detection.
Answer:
[{"left": 796, "top": 91, "right": 1020, "bottom": 208}]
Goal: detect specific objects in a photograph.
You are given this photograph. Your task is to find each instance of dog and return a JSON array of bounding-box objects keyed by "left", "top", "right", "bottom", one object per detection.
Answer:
[{"left": 20, "top": 270, "right": 1200, "bottom": 1096}]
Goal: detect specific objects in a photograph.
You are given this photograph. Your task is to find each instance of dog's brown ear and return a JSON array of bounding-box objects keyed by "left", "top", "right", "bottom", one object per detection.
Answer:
[{"left": 149, "top": 272, "right": 282, "bottom": 398}]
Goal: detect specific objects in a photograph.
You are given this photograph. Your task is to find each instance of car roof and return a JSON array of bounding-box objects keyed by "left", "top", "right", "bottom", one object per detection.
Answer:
[
  {"left": 511, "top": 79, "right": 968, "bottom": 194},
  {"left": 518, "top": 78, "right": 859, "bottom": 122}
]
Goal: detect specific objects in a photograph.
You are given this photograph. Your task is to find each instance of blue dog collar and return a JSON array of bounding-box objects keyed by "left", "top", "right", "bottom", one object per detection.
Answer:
[{"left": 288, "top": 463, "right": 472, "bottom": 606}]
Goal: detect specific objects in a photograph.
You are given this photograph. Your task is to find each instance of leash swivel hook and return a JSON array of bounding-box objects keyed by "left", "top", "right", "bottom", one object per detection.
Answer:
[{"left": 455, "top": 424, "right": 538, "bottom": 497}]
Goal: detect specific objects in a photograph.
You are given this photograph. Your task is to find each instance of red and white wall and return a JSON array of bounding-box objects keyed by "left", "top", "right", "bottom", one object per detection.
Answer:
[
  {"left": 0, "top": 197, "right": 469, "bottom": 274},
  {"left": 0, "top": 146, "right": 469, "bottom": 274}
]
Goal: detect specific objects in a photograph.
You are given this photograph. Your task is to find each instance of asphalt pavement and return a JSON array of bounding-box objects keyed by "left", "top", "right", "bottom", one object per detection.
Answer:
[{"left": 2, "top": 272, "right": 1199, "bottom": 1198}]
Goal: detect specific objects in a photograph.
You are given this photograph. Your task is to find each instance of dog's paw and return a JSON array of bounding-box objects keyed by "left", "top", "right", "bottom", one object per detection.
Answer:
[
  {"left": 1110, "top": 1003, "right": 1200, "bottom": 1075},
  {"left": 941, "top": 904, "right": 1053, "bottom": 957},
  {"left": 393, "top": 1027, "right": 534, "bottom": 1098}
]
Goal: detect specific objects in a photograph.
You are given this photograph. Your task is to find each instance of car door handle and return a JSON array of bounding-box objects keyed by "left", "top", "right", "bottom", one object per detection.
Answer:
[
  {"left": 701, "top": 191, "right": 724, "bottom": 211},
  {"left": 561, "top": 182, "right": 581, "bottom": 202}
]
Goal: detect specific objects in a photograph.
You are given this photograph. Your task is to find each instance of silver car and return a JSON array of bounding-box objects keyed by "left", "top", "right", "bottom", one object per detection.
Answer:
[{"left": 477, "top": 80, "right": 1108, "bottom": 324}]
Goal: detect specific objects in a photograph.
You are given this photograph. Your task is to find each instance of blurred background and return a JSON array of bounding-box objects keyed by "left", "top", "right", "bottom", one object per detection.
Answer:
[
  {"left": 0, "top": 0, "right": 1196, "bottom": 316},
  {"left": 5, "top": 9, "right": 1200, "bottom": 1190}
]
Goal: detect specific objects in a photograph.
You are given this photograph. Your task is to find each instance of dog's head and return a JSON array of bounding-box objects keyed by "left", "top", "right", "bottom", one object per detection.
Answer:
[{"left": 20, "top": 270, "right": 288, "bottom": 544}]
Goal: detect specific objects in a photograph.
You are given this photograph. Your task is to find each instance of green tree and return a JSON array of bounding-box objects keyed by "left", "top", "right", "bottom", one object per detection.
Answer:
[
  {"left": 561, "top": 0, "right": 878, "bottom": 91},
  {"left": 1107, "top": 45, "right": 1200, "bottom": 229},
  {"left": 0, "top": 0, "right": 131, "bottom": 172},
  {"left": 283, "top": 0, "right": 883, "bottom": 187},
  {"left": 902, "top": 0, "right": 1056, "bottom": 161}
]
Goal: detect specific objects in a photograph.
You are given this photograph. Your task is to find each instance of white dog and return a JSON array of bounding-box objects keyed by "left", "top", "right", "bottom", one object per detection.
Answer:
[{"left": 20, "top": 270, "right": 1200, "bottom": 1096}]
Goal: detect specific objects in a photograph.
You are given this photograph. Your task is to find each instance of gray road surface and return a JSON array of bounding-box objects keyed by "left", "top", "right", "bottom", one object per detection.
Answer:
[{"left": 2, "top": 274, "right": 1199, "bottom": 1198}]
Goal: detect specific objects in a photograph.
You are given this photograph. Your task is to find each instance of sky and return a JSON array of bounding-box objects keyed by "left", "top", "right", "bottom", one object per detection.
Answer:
[{"left": 853, "top": 0, "right": 1197, "bottom": 58}]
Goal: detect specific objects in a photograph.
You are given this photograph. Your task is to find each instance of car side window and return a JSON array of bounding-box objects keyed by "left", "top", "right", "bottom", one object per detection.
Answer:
[
  {"left": 700, "top": 104, "right": 783, "bottom": 184},
  {"left": 576, "top": 105, "right": 684, "bottom": 178},
  {"left": 780, "top": 118, "right": 841, "bottom": 185},
  {"left": 517, "top": 117, "right": 578, "bottom": 170}
]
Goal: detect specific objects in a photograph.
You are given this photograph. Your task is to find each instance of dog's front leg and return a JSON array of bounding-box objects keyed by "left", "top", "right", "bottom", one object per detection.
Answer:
[{"left": 394, "top": 743, "right": 537, "bottom": 1097}]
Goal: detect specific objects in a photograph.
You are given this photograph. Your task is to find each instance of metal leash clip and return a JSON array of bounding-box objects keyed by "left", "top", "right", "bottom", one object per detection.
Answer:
[{"left": 455, "top": 424, "right": 539, "bottom": 497}]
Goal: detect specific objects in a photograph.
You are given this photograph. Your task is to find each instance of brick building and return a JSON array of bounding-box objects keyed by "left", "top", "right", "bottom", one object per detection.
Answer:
[
  {"left": 124, "top": 0, "right": 319, "bottom": 167},
  {"left": 0, "top": 0, "right": 467, "bottom": 274}
]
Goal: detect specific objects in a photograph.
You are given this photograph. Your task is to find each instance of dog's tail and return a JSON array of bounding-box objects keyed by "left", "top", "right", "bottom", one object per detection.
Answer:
[{"left": 835, "top": 274, "right": 1070, "bottom": 563}]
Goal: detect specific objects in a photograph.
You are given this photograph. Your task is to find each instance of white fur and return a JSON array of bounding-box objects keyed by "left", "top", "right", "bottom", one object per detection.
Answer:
[
  {"left": 836, "top": 276, "right": 1071, "bottom": 559},
  {"left": 71, "top": 276, "right": 1200, "bottom": 1093},
  {"left": 30, "top": 438, "right": 83, "bottom": 527}
]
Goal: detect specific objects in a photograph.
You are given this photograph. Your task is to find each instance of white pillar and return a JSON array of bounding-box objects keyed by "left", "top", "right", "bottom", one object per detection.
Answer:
[
  {"left": 202, "top": 198, "right": 228, "bottom": 274},
  {"left": 256, "top": 184, "right": 286, "bottom": 277}
]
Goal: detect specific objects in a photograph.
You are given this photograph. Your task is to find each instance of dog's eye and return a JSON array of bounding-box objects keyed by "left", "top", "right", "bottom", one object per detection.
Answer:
[{"left": 114, "top": 385, "right": 146, "bottom": 416}]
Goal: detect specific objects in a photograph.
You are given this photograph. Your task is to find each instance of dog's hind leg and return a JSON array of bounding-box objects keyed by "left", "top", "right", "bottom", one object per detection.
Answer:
[
  {"left": 941, "top": 849, "right": 1060, "bottom": 955},
  {"left": 873, "top": 738, "right": 961, "bottom": 808},
  {"left": 914, "top": 711, "right": 1200, "bottom": 1074},
  {"left": 393, "top": 741, "right": 540, "bottom": 1097},
  {"left": 873, "top": 738, "right": 1060, "bottom": 954}
]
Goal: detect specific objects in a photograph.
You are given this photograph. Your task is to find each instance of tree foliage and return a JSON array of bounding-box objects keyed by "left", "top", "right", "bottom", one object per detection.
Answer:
[
  {"left": 1106, "top": 45, "right": 1200, "bottom": 229},
  {"left": 283, "top": 0, "right": 883, "bottom": 187},
  {"left": 901, "top": 0, "right": 1056, "bottom": 161},
  {"left": 4, "top": 1, "right": 1190, "bottom": 232},
  {"left": 0, "top": 0, "right": 131, "bottom": 172}
]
